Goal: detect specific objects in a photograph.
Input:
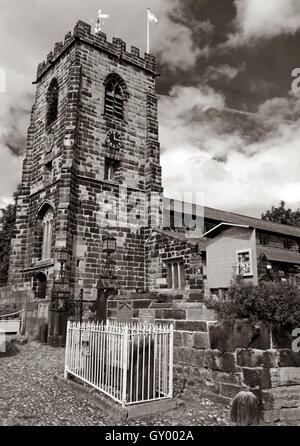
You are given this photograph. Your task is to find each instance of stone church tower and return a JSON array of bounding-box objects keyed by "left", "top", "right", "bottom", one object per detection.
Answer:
[{"left": 8, "top": 21, "right": 163, "bottom": 307}]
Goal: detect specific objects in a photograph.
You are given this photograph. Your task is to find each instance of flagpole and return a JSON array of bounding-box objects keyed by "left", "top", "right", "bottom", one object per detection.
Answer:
[{"left": 147, "top": 8, "right": 150, "bottom": 53}]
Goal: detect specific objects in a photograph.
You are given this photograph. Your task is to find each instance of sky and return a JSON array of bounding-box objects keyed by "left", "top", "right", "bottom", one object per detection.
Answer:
[{"left": 1, "top": 0, "right": 300, "bottom": 217}]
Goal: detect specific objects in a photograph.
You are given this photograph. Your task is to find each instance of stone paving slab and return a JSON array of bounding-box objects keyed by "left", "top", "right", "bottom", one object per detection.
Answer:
[{"left": 0, "top": 342, "right": 232, "bottom": 426}]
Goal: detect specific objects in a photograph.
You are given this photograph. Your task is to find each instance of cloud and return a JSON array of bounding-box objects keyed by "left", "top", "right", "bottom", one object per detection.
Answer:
[
  {"left": 205, "top": 63, "right": 246, "bottom": 82},
  {"left": 159, "top": 83, "right": 300, "bottom": 217},
  {"left": 0, "top": 0, "right": 204, "bottom": 205},
  {"left": 151, "top": 1, "right": 212, "bottom": 70},
  {"left": 227, "top": 0, "right": 300, "bottom": 46}
]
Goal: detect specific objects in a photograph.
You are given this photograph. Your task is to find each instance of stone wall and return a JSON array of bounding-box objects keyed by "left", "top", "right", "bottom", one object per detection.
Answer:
[
  {"left": 173, "top": 318, "right": 300, "bottom": 425},
  {"left": 145, "top": 230, "right": 205, "bottom": 294}
]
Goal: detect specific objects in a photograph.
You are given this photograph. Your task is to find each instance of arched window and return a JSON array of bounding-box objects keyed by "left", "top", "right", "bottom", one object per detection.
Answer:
[
  {"left": 104, "top": 73, "right": 127, "bottom": 120},
  {"left": 46, "top": 78, "right": 59, "bottom": 128},
  {"left": 41, "top": 208, "right": 54, "bottom": 260}
]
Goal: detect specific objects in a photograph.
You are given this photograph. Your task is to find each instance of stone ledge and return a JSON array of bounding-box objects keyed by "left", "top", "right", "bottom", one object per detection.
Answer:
[{"left": 55, "top": 374, "right": 177, "bottom": 420}]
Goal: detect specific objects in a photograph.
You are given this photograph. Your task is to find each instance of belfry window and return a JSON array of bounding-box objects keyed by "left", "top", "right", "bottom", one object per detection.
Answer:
[
  {"left": 46, "top": 78, "right": 59, "bottom": 128},
  {"left": 104, "top": 73, "right": 127, "bottom": 120},
  {"left": 41, "top": 208, "right": 54, "bottom": 260}
]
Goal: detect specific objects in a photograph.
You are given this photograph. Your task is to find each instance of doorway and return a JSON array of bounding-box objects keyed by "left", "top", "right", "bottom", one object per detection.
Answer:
[{"left": 36, "top": 272, "right": 47, "bottom": 299}]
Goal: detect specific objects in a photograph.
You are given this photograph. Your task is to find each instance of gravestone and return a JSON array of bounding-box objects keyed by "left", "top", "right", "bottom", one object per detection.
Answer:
[{"left": 117, "top": 302, "right": 133, "bottom": 323}]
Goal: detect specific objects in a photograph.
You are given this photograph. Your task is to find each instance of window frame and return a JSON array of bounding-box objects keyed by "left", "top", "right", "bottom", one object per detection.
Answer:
[
  {"left": 46, "top": 78, "right": 59, "bottom": 129},
  {"left": 236, "top": 248, "right": 253, "bottom": 277},
  {"left": 164, "top": 258, "right": 185, "bottom": 290},
  {"left": 103, "top": 73, "right": 128, "bottom": 121},
  {"left": 41, "top": 208, "right": 54, "bottom": 261}
]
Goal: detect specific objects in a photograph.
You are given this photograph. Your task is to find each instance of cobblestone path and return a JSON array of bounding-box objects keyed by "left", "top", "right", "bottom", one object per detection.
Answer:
[{"left": 0, "top": 342, "right": 231, "bottom": 426}]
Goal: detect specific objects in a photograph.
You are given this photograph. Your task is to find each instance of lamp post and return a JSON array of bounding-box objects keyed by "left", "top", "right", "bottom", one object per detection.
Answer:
[
  {"left": 48, "top": 248, "right": 70, "bottom": 346},
  {"left": 57, "top": 248, "right": 69, "bottom": 282}
]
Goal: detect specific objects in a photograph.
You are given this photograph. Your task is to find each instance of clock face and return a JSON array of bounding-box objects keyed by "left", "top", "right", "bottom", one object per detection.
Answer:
[{"left": 105, "top": 130, "right": 122, "bottom": 150}]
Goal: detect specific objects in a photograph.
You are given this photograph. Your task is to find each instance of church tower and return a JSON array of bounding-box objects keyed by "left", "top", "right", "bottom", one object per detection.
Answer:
[{"left": 8, "top": 21, "right": 163, "bottom": 308}]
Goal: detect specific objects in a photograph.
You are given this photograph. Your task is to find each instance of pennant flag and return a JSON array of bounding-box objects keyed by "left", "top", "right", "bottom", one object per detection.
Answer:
[{"left": 148, "top": 10, "right": 158, "bottom": 24}]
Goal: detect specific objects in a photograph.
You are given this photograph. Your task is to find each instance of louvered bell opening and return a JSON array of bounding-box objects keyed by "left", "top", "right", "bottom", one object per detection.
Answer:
[
  {"left": 114, "top": 94, "right": 124, "bottom": 120},
  {"left": 105, "top": 91, "right": 114, "bottom": 117}
]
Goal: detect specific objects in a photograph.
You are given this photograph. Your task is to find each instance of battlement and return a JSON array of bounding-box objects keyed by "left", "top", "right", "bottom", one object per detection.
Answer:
[{"left": 36, "top": 20, "right": 157, "bottom": 80}]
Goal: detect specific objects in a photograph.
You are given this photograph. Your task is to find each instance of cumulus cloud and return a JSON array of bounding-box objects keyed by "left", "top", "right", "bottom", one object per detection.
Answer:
[
  {"left": 227, "top": 0, "right": 300, "bottom": 46},
  {"left": 0, "top": 0, "right": 204, "bottom": 206},
  {"left": 159, "top": 83, "right": 300, "bottom": 217},
  {"left": 151, "top": 1, "right": 212, "bottom": 70}
]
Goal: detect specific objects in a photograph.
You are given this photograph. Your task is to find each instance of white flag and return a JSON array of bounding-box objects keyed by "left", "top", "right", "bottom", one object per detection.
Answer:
[{"left": 148, "top": 10, "right": 158, "bottom": 24}]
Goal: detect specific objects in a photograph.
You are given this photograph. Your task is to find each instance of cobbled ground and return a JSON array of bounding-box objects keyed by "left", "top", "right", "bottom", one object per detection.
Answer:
[{"left": 0, "top": 342, "right": 232, "bottom": 426}]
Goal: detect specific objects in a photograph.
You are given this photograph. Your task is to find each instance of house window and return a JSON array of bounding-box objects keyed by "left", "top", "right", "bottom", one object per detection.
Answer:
[
  {"left": 104, "top": 158, "right": 120, "bottom": 181},
  {"left": 166, "top": 260, "right": 185, "bottom": 289},
  {"left": 46, "top": 78, "right": 59, "bottom": 128},
  {"left": 259, "top": 233, "right": 269, "bottom": 246},
  {"left": 283, "top": 239, "right": 292, "bottom": 250},
  {"left": 104, "top": 73, "right": 127, "bottom": 120},
  {"left": 236, "top": 249, "right": 253, "bottom": 276},
  {"left": 41, "top": 209, "right": 54, "bottom": 260}
]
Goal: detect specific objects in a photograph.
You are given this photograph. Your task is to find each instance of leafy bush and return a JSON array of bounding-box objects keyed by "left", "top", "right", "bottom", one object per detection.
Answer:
[{"left": 211, "top": 278, "right": 300, "bottom": 328}]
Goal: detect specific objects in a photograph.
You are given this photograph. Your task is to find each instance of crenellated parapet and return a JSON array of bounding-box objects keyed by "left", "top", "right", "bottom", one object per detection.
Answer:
[{"left": 36, "top": 20, "right": 157, "bottom": 81}]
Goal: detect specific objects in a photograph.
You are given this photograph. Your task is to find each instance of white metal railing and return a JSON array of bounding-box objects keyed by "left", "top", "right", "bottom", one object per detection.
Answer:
[
  {"left": 0, "top": 310, "right": 24, "bottom": 334},
  {"left": 64, "top": 321, "right": 174, "bottom": 407},
  {"left": 0, "top": 310, "right": 24, "bottom": 319}
]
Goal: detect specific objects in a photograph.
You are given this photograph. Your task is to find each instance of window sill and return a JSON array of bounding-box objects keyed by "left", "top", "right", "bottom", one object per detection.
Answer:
[
  {"left": 102, "top": 113, "right": 127, "bottom": 125},
  {"left": 103, "top": 178, "right": 120, "bottom": 185}
]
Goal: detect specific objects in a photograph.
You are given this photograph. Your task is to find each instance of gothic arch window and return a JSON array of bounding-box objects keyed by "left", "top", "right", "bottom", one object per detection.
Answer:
[
  {"left": 37, "top": 203, "right": 54, "bottom": 261},
  {"left": 104, "top": 73, "right": 128, "bottom": 120},
  {"left": 41, "top": 208, "right": 54, "bottom": 260},
  {"left": 46, "top": 78, "right": 59, "bottom": 128}
]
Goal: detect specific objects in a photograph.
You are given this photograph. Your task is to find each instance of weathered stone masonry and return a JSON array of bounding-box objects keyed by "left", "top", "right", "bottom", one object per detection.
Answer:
[
  {"left": 9, "top": 20, "right": 162, "bottom": 303},
  {"left": 173, "top": 319, "right": 300, "bottom": 425}
]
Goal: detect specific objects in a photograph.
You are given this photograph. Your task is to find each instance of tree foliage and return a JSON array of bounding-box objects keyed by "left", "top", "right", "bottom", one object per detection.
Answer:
[
  {"left": 212, "top": 277, "right": 300, "bottom": 329},
  {"left": 0, "top": 189, "right": 18, "bottom": 285},
  {"left": 262, "top": 200, "right": 300, "bottom": 227}
]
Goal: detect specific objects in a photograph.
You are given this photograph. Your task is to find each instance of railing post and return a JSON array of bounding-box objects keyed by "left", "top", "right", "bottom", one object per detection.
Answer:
[
  {"left": 169, "top": 323, "right": 174, "bottom": 398},
  {"left": 122, "top": 324, "right": 129, "bottom": 407},
  {"left": 20, "top": 310, "right": 26, "bottom": 335},
  {"left": 64, "top": 320, "right": 71, "bottom": 379}
]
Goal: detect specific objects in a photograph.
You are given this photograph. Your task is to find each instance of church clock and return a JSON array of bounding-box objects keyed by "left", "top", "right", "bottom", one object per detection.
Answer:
[{"left": 105, "top": 130, "right": 122, "bottom": 150}]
